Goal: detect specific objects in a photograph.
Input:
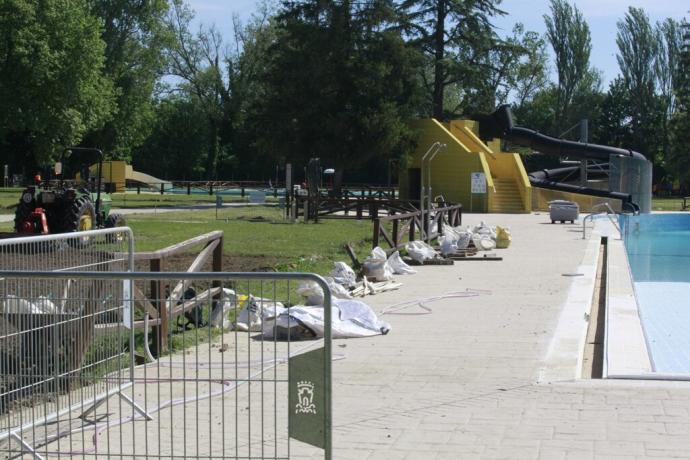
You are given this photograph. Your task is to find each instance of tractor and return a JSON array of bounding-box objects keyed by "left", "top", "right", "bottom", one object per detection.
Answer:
[{"left": 14, "top": 148, "right": 125, "bottom": 235}]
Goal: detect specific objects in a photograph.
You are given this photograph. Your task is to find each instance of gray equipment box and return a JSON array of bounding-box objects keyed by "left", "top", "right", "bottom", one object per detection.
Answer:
[{"left": 549, "top": 200, "right": 579, "bottom": 223}]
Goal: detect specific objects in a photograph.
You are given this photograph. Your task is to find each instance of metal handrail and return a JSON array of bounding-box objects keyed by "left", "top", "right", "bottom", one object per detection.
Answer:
[{"left": 582, "top": 203, "right": 622, "bottom": 240}]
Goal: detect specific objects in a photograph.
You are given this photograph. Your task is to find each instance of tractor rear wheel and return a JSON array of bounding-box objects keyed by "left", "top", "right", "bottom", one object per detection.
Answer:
[{"left": 62, "top": 197, "right": 96, "bottom": 233}]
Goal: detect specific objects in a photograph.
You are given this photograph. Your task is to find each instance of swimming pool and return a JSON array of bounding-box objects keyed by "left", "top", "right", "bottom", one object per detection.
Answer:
[{"left": 623, "top": 214, "right": 690, "bottom": 374}]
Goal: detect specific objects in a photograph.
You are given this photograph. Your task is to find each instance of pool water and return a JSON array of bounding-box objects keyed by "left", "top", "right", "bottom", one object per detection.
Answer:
[{"left": 623, "top": 214, "right": 690, "bottom": 374}]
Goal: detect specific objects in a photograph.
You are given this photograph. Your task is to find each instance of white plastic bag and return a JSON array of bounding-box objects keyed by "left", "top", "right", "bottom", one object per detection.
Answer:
[
  {"left": 405, "top": 240, "right": 437, "bottom": 262},
  {"left": 362, "top": 247, "right": 394, "bottom": 281},
  {"left": 209, "top": 288, "right": 236, "bottom": 329},
  {"left": 329, "top": 262, "right": 357, "bottom": 288},
  {"left": 387, "top": 250, "right": 416, "bottom": 274},
  {"left": 296, "top": 281, "right": 325, "bottom": 305}
]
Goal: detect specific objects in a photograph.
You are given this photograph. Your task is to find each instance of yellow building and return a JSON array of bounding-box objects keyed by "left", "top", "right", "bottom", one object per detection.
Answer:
[{"left": 399, "top": 119, "right": 532, "bottom": 213}]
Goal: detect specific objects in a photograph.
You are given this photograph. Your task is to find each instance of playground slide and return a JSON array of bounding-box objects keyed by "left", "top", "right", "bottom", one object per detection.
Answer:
[
  {"left": 127, "top": 169, "right": 172, "bottom": 192},
  {"left": 476, "top": 105, "right": 647, "bottom": 211}
]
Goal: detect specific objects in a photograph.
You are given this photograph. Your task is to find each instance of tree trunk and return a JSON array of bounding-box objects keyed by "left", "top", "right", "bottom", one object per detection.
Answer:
[
  {"left": 432, "top": 1, "right": 446, "bottom": 120},
  {"left": 206, "top": 117, "right": 219, "bottom": 179}
]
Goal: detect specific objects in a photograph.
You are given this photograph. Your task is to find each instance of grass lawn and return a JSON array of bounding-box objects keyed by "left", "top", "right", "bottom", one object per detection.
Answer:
[
  {"left": 125, "top": 206, "right": 373, "bottom": 275},
  {"left": 651, "top": 197, "right": 688, "bottom": 211},
  {"left": 0, "top": 188, "right": 21, "bottom": 211}
]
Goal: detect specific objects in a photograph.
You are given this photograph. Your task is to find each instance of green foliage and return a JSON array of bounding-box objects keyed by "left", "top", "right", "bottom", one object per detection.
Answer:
[
  {"left": 668, "top": 19, "right": 690, "bottom": 189},
  {"left": 251, "top": 0, "right": 421, "bottom": 185},
  {"left": 133, "top": 96, "right": 210, "bottom": 180},
  {"left": 544, "top": 0, "right": 593, "bottom": 132},
  {"left": 0, "top": 0, "right": 115, "bottom": 168},
  {"left": 615, "top": 8, "right": 666, "bottom": 161},
  {"left": 84, "top": 0, "right": 171, "bottom": 160},
  {"left": 400, "top": 0, "right": 505, "bottom": 119}
]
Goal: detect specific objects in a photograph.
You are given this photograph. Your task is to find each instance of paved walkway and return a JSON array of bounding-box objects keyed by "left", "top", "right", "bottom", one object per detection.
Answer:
[{"left": 329, "top": 213, "right": 690, "bottom": 459}]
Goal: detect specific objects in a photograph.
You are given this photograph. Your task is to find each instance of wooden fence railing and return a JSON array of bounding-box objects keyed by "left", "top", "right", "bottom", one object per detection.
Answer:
[
  {"left": 372, "top": 204, "right": 462, "bottom": 251},
  {"left": 130, "top": 231, "right": 224, "bottom": 355}
]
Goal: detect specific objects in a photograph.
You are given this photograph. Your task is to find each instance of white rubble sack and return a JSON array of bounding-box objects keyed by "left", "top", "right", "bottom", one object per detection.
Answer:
[
  {"left": 324, "top": 276, "right": 352, "bottom": 299},
  {"left": 472, "top": 221, "right": 496, "bottom": 239},
  {"left": 405, "top": 240, "right": 437, "bottom": 262},
  {"left": 387, "top": 250, "right": 416, "bottom": 274},
  {"left": 451, "top": 225, "right": 473, "bottom": 249},
  {"left": 438, "top": 235, "right": 458, "bottom": 256},
  {"left": 472, "top": 233, "right": 496, "bottom": 251},
  {"left": 2, "top": 295, "right": 59, "bottom": 314},
  {"left": 209, "top": 288, "right": 236, "bottom": 329},
  {"left": 234, "top": 295, "right": 284, "bottom": 332},
  {"left": 362, "top": 247, "right": 394, "bottom": 281},
  {"left": 329, "top": 262, "right": 357, "bottom": 288},
  {"left": 296, "top": 281, "right": 325, "bottom": 306},
  {"left": 262, "top": 298, "right": 391, "bottom": 340}
]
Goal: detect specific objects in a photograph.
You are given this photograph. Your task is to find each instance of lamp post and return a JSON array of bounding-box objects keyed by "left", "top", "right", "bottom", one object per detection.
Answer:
[{"left": 420, "top": 142, "right": 446, "bottom": 241}]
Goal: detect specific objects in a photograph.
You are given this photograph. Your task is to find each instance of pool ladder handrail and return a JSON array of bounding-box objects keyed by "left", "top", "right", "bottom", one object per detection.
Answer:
[{"left": 582, "top": 202, "right": 622, "bottom": 240}]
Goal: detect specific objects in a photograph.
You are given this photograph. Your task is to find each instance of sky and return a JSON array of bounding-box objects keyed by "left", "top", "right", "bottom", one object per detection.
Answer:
[{"left": 187, "top": 0, "right": 689, "bottom": 87}]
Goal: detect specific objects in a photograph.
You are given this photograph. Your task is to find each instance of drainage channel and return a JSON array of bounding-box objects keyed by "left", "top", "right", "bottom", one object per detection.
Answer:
[{"left": 581, "top": 237, "right": 607, "bottom": 379}]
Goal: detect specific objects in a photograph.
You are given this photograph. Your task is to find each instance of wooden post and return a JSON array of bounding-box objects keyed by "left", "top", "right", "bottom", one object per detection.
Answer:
[
  {"left": 409, "top": 216, "right": 416, "bottom": 242},
  {"left": 160, "top": 183, "right": 164, "bottom": 195},
  {"left": 241, "top": 186, "right": 245, "bottom": 197},
  {"left": 187, "top": 183, "right": 191, "bottom": 195},
  {"left": 209, "top": 184, "right": 213, "bottom": 196},
  {"left": 212, "top": 234, "right": 224, "bottom": 291},
  {"left": 392, "top": 219, "right": 399, "bottom": 248},
  {"left": 356, "top": 202, "right": 362, "bottom": 220},
  {"left": 150, "top": 258, "right": 168, "bottom": 356},
  {"left": 373, "top": 219, "right": 380, "bottom": 249}
]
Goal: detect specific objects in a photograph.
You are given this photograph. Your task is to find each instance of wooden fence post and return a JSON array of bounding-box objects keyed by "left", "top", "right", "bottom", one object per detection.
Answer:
[
  {"left": 373, "top": 219, "right": 380, "bottom": 249},
  {"left": 392, "top": 219, "right": 399, "bottom": 248},
  {"left": 150, "top": 258, "right": 168, "bottom": 356}
]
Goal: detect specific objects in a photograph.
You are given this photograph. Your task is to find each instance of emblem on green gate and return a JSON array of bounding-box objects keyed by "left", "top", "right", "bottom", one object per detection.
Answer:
[
  {"left": 296, "top": 381, "right": 317, "bottom": 414},
  {"left": 289, "top": 348, "right": 326, "bottom": 448}
]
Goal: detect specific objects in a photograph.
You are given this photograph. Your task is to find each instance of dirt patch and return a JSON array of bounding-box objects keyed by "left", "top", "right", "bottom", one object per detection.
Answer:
[{"left": 135, "top": 253, "right": 289, "bottom": 273}]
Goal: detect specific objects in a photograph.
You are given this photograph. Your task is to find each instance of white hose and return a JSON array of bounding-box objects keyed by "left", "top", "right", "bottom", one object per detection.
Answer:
[{"left": 381, "top": 289, "right": 491, "bottom": 315}]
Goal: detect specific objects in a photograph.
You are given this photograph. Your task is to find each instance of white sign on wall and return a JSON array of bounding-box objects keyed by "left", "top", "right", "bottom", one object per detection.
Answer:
[{"left": 471, "top": 172, "right": 486, "bottom": 194}]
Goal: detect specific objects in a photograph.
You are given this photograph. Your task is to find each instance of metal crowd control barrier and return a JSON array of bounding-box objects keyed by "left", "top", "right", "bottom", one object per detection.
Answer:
[
  {"left": 0, "top": 228, "right": 138, "bottom": 458},
  {"left": 0, "top": 270, "right": 332, "bottom": 459}
]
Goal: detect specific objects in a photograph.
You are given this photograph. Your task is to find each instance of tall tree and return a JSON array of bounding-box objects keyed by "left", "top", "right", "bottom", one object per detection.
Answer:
[
  {"left": 668, "top": 18, "right": 690, "bottom": 190},
  {"left": 400, "top": 0, "right": 504, "bottom": 119},
  {"left": 616, "top": 7, "right": 663, "bottom": 159},
  {"left": 85, "top": 0, "right": 171, "bottom": 159},
  {"left": 254, "top": 0, "right": 421, "bottom": 190},
  {"left": 543, "top": 0, "right": 592, "bottom": 133},
  {"left": 0, "top": 0, "right": 114, "bottom": 172},
  {"left": 164, "top": 0, "right": 232, "bottom": 179},
  {"left": 654, "top": 18, "right": 683, "bottom": 161}
]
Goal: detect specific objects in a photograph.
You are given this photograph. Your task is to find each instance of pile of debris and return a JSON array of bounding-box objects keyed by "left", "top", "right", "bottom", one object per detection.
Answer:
[{"left": 219, "top": 221, "right": 512, "bottom": 341}]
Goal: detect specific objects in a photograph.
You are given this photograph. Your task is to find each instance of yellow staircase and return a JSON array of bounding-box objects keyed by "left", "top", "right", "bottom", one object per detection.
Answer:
[{"left": 490, "top": 178, "right": 526, "bottom": 213}]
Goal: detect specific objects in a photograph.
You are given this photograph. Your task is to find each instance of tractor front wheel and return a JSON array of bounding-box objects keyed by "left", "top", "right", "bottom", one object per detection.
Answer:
[
  {"left": 105, "top": 213, "right": 127, "bottom": 243},
  {"left": 105, "top": 213, "right": 125, "bottom": 228}
]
